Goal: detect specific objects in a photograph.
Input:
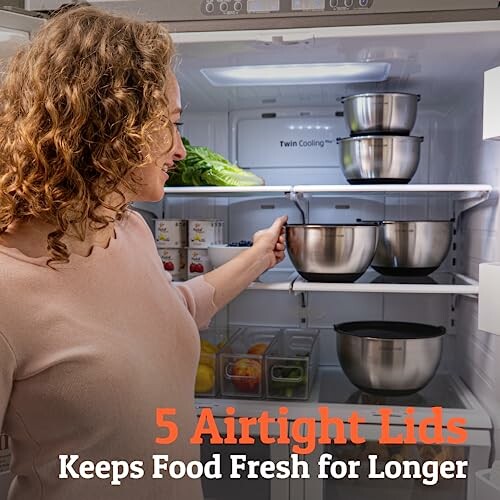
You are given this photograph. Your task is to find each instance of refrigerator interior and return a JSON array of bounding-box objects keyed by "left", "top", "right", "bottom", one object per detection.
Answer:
[
  {"left": 156, "top": 21, "right": 500, "bottom": 462},
  {"left": 0, "top": 9, "right": 497, "bottom": 500}
]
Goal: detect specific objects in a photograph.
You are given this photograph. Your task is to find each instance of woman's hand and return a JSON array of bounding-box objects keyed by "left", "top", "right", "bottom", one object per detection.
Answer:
[
  {"left": 203, "top": 215, "right": 289, "bottom": 310},
  {"left": 252, "top": 215, "right": 288, "bottom": 270}
]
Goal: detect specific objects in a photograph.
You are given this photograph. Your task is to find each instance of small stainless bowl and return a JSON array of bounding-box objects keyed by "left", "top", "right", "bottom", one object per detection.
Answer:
[
  {"left": 341, "top": 92, "right": 420, "bottom": 136},
  {"left": 337, "top": 135, "right": 424, "bottom": 184},
  {"left": 335, "top": 321, "right": 445, "bottom": 395},
  {"left": 286, "top": 224, "right": 378, "bottom": 283},
  {"left": 372, "top": 220, "right": 453, "bottom": 276}
]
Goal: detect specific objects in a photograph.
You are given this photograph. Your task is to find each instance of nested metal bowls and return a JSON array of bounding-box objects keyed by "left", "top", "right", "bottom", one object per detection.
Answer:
[
  {"left": 340, "top": 92, "right": 420, "bottom": 136},
  {"left": 335, "top": 321, "right": 445, "bottom": 395},
  {"left": 337, "top": 135, "right": 424, "bottom": 184},
  {"left": 372, "top": 220, "right": 453, "bottom": 276},
  {"left": 286, "top": 224, "right": 379, "bottom": 283}
]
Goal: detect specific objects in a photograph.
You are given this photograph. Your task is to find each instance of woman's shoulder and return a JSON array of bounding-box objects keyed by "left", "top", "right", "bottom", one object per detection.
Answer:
[{"left": 120, "top": 209, "right": 157, "bottom": 243}]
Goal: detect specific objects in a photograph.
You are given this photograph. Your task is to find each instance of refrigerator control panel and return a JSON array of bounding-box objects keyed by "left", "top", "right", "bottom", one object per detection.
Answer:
[{"left": 201, "top": 0, "right": 374, "bottom": 16}]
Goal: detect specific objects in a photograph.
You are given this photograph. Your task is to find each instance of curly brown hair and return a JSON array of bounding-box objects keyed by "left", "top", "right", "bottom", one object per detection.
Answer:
[{"left": 0, "top": 5, "right": 176, "bottom": 265}]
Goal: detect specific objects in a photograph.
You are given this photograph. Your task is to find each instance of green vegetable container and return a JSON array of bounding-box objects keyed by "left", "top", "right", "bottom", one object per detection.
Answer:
[{"left": 265, "top": 329, "right": 320, "bottom": 400}]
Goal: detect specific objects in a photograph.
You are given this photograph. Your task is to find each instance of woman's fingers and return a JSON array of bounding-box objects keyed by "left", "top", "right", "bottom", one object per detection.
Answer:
[{"left": 274, "top": 249, "right": 285, "bottom": 262}]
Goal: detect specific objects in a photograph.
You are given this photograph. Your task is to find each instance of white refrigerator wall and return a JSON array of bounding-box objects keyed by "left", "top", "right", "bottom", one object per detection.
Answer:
[{"left": 452, "top": 71, "right": 500, "bottom": 460}]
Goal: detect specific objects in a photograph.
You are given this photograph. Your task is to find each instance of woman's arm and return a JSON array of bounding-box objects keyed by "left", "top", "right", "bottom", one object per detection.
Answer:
[{"left": 203, "top": 215, "right": 287, "bottom": 310}]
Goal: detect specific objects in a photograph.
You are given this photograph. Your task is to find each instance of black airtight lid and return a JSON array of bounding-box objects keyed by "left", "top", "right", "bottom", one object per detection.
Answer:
[{"left": 334, "top": 321, "right": 446, "bottom": 340}]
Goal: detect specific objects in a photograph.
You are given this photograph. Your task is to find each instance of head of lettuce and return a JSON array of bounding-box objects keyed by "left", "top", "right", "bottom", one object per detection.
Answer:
[{"left": 166, "top": 137, "right": 265, "bottom": 187}]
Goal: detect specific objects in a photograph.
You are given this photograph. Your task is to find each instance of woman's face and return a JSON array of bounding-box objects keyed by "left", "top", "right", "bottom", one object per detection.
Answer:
[{"left": 131, "top": 79, "right": 186, "bottom": 202}]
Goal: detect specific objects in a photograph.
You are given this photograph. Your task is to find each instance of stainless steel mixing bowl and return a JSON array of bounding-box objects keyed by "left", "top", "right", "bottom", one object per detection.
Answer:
[
  {"left": 286, "top": 224, "right": 378, "bottom": 283},
  {"left": 335, "top": 321, "right": 445, "bottom": 395},
  {"left": 372, "top": 220, "right": 453, "bottom": 276},
  {"left": 341, "top": 92, "right": 420, "bottom": 135},
  {"left": 337, "top": 135, "right": 424, "bottom": 184}
]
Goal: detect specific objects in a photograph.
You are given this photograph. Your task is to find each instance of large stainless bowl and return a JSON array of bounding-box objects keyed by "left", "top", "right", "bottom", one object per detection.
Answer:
[
  {"left": 341, "top": 92, "right": 420, "bottom": 135},
  {"left": 335, "top": 321, "right": 445, "bottom": 395},
  {"left": 372, "top": 220, "right": 453, "bottom": 276},
  {"left": 338, "top": 135, "right": 423, "bottom": 184},
  {"left": 286, "top": 224, "right": 378, "bottom": 283}
]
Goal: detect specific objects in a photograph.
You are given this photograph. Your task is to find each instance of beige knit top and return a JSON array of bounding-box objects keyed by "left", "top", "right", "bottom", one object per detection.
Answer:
[{"left": 0, "top": 210, "right": 217, "bottom": 499}]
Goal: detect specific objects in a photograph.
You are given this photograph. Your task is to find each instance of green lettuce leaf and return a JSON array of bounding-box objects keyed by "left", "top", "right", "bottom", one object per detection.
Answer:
[{"left": 166, "top": 137, "right": 265, "bottom": 187}]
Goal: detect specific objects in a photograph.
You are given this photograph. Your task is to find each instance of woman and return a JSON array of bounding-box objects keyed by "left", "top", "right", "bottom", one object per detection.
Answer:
[{"left": 0, "top": 6, "right": 286, "bottom": 499}]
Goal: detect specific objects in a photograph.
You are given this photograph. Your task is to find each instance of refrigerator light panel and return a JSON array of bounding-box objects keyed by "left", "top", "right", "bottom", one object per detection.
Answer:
[{"left": 200, "top": 62, "right": 390, "bottom": 86}]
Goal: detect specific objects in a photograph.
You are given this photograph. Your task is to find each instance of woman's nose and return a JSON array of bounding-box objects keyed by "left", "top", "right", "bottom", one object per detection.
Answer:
[{"left": 173, "top": 135, "right": 186, "bottom": 161}]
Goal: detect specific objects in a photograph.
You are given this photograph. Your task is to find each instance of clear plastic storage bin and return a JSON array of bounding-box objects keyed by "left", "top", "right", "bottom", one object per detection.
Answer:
[
  {"left": 265, "top": 328, "right": 320, "bottom": 400},
  {"left": 196, "top": 328, "right": 238, "bottom": 398},
  {"left": 218, "top": 327, "right": 282, "bottom": 398}
]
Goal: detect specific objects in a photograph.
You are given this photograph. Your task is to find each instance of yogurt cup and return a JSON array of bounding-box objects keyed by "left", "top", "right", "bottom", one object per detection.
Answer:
[
  {"left": 187, "top": 249, "right": 212, "bottom": 279},
  {"left": 188, "top": 219, "right": 224, "bottom": 248},
  {"left": 155, "top": 219, "right": 187, "bottom": 249},
  {"left": 158, "top": 248, "right": 187, "bottom": 281}
]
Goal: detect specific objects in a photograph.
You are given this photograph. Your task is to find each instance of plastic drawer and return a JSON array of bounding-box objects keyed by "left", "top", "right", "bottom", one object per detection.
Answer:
[
  {"left": 196, "top": 327, "right": 239, "bottom": 398},
  {"left": 265, "top": 328, "right": 320, "bottom": 400},
  {"left": 218, "top": 327, "right": 282, "bottom": 399}
]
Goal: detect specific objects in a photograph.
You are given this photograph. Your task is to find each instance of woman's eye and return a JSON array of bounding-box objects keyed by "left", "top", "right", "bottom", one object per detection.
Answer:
[{"left": 174, "top": 122, "right": 184, "bottom": 132}]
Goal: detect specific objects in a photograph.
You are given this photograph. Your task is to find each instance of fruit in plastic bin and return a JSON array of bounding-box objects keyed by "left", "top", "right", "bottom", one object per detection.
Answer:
[
  {"left": 200, "top": 339, "right": 217, "bottom": 353},
  {"left": 195, "top": 364, "right": 215, "bottom": 393},
  {"left": 163, "top": 261, "right": 175, "bottom": 271},
  {"left": 231, "top": 358, "right": 261, "bottom": 393},
  {"left": 247, "top": 343, "right": 268, "bottom": 355},
  {"left": 199, "top": 339, "right": 218, "bottom": 369}
]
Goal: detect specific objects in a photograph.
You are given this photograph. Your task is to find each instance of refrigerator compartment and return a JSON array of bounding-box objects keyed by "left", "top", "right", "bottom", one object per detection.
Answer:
[
  {"left": 265, "top": 328, "right": 320, "bottom": 400},
  {"left": 196, "top": 327, "right": 239, "bottom": 397},
  {"left": 218, "top": 327, "right": 282, "bottom": 399}
]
